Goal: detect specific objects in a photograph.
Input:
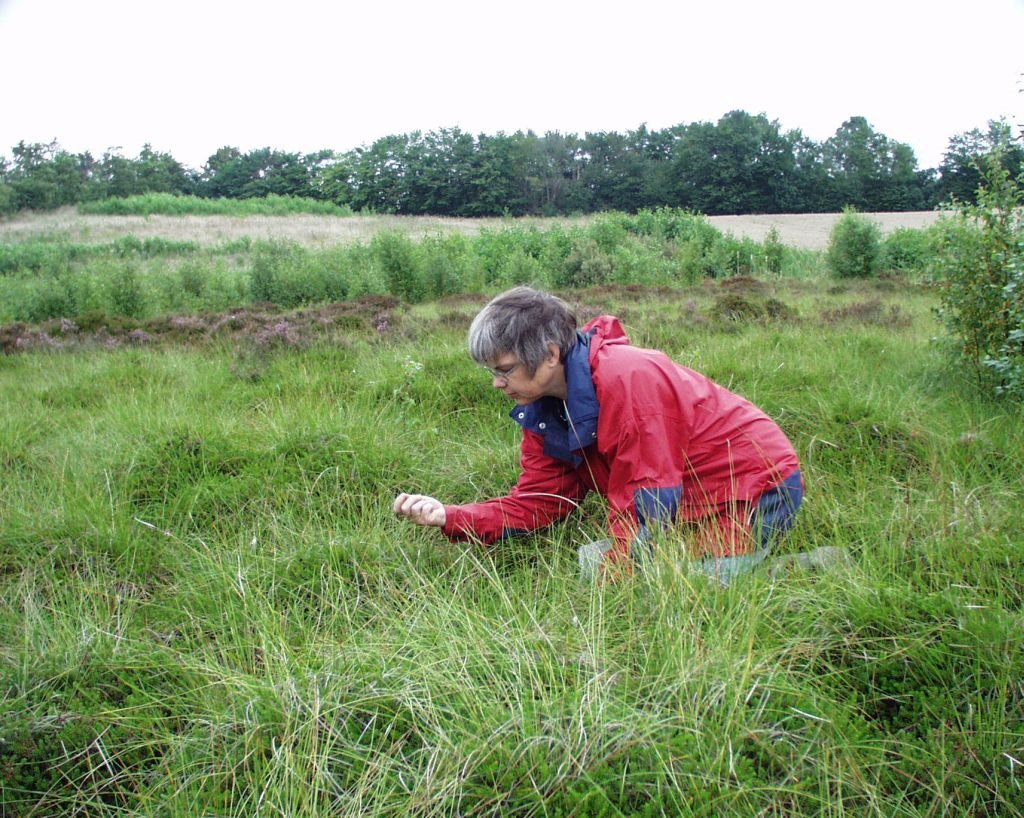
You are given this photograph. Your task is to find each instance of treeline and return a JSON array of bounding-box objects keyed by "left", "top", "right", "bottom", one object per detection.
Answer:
[{"left": 1, "top": 112, "right": 1020, "bottom": 217}]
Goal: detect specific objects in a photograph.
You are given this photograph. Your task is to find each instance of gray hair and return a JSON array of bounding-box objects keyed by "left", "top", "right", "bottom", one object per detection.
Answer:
[{"left": 468, "top": 287, "right": 578, "bottom": 375}]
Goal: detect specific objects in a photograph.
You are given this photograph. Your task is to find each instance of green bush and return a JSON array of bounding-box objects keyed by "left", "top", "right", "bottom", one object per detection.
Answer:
[
  {"left": 371, "top": 231, "right": 423, "bottom": 302},
  {"left": 826, "top": 209, "right": 882, "bottom": 278},
  {"left": 880, "top": 227, "right": 934, "bottom": 274},
  {"left": 106, "top": 264, "right": 145, "bottom": 318},
  {"left": 932, "top": 150, "right": 1024, "bottom": 398},
  {"left": 78, "top": 192, "right": 353, "bottom": 217},
  {"left": 419, "top": 233, "right": 472, "bottom": 297},
  {"left": 250, "top": 241, "right": 295, "bottom": 303},
  {"left": 23, "top": 275, "right": 78, "bottom": 322},
  {"left": 608, "top": 241, "right": 675, "bottom": 286},
  {"left": 249, "top": 241, "right": 350, "bottom": 308},
  {"left": 763, "top": 226, "right": 785, "bottom": 274},
  {"left": 560, "top": 237, "right": 614, "bottom": 287},
  {"left": 719, "top": 235, "right": 770, "bottom": 277},
  {"left": 110, "top": 235, "right": 198, "bottom": 257},
  {"left": 473, "top": 225, "right": 554, "bottom": 287},
  {"left": 0, "top": 240, "right": 80, "bottom": 276},
  {"left": 620, "top": 208, "right": 719, "bottom": 245}
]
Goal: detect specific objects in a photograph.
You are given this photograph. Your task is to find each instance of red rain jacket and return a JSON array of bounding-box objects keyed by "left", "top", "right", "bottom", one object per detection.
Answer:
[{"left": 442, "top": 315, "right": 800, "bottom": 560}]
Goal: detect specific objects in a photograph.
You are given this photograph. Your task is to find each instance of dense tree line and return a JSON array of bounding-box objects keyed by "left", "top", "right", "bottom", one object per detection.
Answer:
[{"left": 1, "top": 113, "right": 1019, "bottom": 217}]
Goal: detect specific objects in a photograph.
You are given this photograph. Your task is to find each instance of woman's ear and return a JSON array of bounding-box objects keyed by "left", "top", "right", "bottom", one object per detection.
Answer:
[{"left": 546, "top": 342, "right": 562, "bottom": 366}]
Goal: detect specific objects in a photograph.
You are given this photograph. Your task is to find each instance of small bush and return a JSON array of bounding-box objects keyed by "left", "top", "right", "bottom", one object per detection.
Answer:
[
  {"left": 177, "top": 261, "right": 207, "bottom": 298},
  {"left": 21, "top": 276, "right": 78, "bottom": 322},
  {"left": 371, "top": 231, "right": 424, "bottom": 302},
  {"left": 249, "top": 240, "right": 317, "bottom": 306},
  {"left": 104, "top": 264, "right": 145, "bottom": 318},
  {"left": 826, "top": 209, "right": 882, "bottom": 279},
  {"left": 763, "top": 226, "right": 785, "bottom": 274},
  {"left": 560, "top": 238, "right": 614, "bottom": 288},
  {"left": 932, "top": 149, "right": 1024, "bottom": 398},
  {"left": 880, "top": 227, "right": 934, "bottom": 274},
  {"left": 419, "top": 234, "right": 472, "bottom": 297}
]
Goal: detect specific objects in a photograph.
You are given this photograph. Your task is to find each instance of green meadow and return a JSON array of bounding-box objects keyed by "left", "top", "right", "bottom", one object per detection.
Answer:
[{"left": 1, "top": 210, "right": 1022, "bottom": 816}]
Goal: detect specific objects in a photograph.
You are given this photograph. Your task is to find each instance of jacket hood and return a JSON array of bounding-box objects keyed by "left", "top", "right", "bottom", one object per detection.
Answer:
[{"left": 582, "top": 315, "right": 630, "bottom": 354}]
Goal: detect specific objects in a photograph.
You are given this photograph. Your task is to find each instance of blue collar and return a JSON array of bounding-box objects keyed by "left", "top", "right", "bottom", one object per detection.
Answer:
[{"left": 509, "top": 330, "right": 600, "bottom": 465}]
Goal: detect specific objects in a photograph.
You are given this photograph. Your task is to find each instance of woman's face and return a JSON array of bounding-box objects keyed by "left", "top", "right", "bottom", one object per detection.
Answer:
[{"left": 486, "top": 344, "right": 566, "bottom": 404}]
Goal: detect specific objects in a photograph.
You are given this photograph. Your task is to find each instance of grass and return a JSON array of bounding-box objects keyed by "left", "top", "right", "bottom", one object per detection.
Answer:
[
  {"left": 1, "top": 275, "right": 1022, "bottom": 816},
  {"left": 76, "top": 192, "right": 356, "bottom": 217},
  {"left": 0, "top": 211, "right": 812, "bottom": 326},
  {"left": 0, "top": 208, "right": 582, "bottom": 248}
]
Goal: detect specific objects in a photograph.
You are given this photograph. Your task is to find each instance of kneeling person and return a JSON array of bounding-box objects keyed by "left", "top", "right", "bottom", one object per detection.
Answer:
[{"left": 393, "top": 287, "right": 803, "bottom": 580}]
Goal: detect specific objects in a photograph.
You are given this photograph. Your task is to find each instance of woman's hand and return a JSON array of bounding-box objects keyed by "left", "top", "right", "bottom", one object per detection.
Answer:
[{"left": 393, "top": 493, "right": 447, "bottom": 527}]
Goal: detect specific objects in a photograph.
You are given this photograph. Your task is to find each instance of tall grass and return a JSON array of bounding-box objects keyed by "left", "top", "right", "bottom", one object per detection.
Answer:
[
  {"left": 0, "top": 210, "right": 850, "bottom": 326},
  {"left": 1, "top": 281, "right": 1021, "bottom": 816},
  {"left": 78, "top": 192, "right": 355, "bottom": 217}
]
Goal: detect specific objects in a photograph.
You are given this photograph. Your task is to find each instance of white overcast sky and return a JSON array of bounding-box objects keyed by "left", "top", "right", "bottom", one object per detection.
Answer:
[{"left": 1, "top": 0, "right": 1021, "bottom": 172}]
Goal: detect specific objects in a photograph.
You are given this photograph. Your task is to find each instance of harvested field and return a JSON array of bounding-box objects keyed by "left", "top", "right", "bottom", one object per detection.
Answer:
[
  {"left": 0, "top": 208, "right": 944, "bottom": 250},
  {"left": 708, "top": 211, "right": 943, "bottom": 249}
]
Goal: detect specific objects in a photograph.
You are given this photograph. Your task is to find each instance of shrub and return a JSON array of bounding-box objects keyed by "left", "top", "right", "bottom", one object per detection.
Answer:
[
  {"left": 178, "top": 261, "right": 207, "bottom": 298},
  {"left": 106, "top": 264, "right": 145, "bottom": 318},
  {"left": 880, "top": 227, "right": 934, "bottom": 274},
  {"left": 371, "top": 231, "right": 424, "bottom": 302},
  {"left": 24, "top": 276, "right": 78, "bottom": 322},
  {"left": 0, "top": 240, "right": 77, "bottom": 276},
  {"left": 473, "top": 225, "right": 551, "bottom": 287},
  {"left": 763, "top": 226, "right": 784, "bottom": 274},
  {"left": 250, "top": 240, "right": 303, "bottom": 305},
  {"left": 419, "top": 233, "right": 471, "bottom": 297},
  {"left": 78, "top": 192, "right": 353, "bottom": 217},
  {"left": 932, "top": 149, "right": 1024, "bottom": 398},
  {"left": 826, "top": 209, "right": 882, "bottom": 278},
  {"left": 621, "top": 208, "right": 720, "bottom": 245},
  {"left": 719, "top": 235, "right": 769, "bottom": 277},
  {"left": 560, "top": 238, "right": 614, "bottom": 287}
]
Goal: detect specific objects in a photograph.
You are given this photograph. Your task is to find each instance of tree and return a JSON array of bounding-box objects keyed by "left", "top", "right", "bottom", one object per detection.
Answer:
[
  {"left": 96, "top": 148, "right": 143, "bottom": 198},
  {"left": 342, "top": 135, "right": 416, "bottom": 212},
  {"left": 935, "top": 119, "right": 1023, "bottom": 205},
  {"left": 786, "top": 131, "right": 836, "bottom": 212},
  {"left": 404, "top": 128, "right": 477, "bottom": 215},
  {"left": 521, "top": 131, "right": 588, "bottom": 215},
  {"left": 463, "top": 132, "right": 533, "bottom": 216},
  {"left": 196, "top": 147, "right": 326, "bottom": 199},
  {"left": 135, "top": 144, "right": 193, "bottom": 195},
  {"left": 665, "top": 112, "right": 798, "bottom": 215},
  {"left": 6, "top": 140, "right": 92, "bottom": 210},
  {"left": 578, "top": 130, "right": 647, "bottom": 213},
  {"left": 822, "top": 117, "right": 924, "bottom": 211}
]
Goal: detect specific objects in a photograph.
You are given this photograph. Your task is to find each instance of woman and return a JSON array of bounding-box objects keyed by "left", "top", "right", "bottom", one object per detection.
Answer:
[{"left": 394, "top": 287, "right": 803, "bottom": 581}]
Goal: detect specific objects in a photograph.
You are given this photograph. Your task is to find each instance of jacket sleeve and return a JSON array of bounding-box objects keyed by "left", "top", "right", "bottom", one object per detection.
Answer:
[{"left": 441, "top": 430, "right": 587, "bottom": 545}]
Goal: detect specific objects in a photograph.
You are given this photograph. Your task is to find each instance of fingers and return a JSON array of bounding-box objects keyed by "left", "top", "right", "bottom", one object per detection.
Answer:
[{"left": 393, "top": 493, "right": 446, "bottom": 527}]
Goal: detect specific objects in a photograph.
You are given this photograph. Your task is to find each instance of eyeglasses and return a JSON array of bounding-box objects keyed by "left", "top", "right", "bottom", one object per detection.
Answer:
[{"left": 482, "top": 361, "right": 521, "bottom": 382}]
